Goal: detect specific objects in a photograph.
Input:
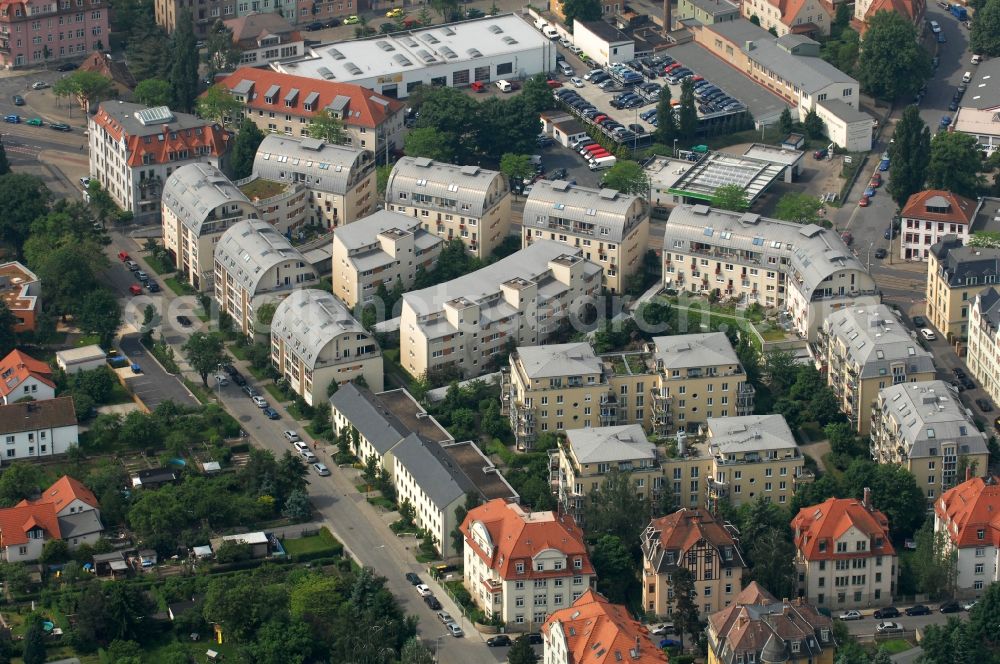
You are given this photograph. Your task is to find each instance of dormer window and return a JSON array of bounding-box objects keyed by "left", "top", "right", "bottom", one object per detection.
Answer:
[
  {"left": 978, "top": 529, "right": 986, "bottom": 540},
  {"left": 818, "top": 541, "right": 827, "bottom": 553},
  {"left": 573, "top": 557, "right": 582, "bottom": 569},
  {"left": 535, "top": 561, "right": 544, "bottom": 572},
  {"left": 791, "top": 642, "right": 800, "bottom": 654},
  {"left": 516, "top": 562, "right": 525, "bottom": 574}
]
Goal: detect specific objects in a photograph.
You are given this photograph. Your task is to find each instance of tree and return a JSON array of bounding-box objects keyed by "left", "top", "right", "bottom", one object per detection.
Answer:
[
  {"left": 842, "top": 459, "right": 926, "bottom": 541},
  {"left": 971, "top": 0, "right": 1000, "bottom": 56},
  {"left": 669, "top": 567, "right": 700, "bottom": 646},
  {"left": 856, "top": 10, "right": 931, "bottom": 101},
  {"left": 133, "top": 78, "right": 173, "bottom": 107},
  {"left": 803, "top": 109, "right": 825, "bottom": 140},
  {"left": 0, "top": 462, "right": 43, "bottom": 506},
  {"left": 168, "top": 10, "right": 200, "bottom": 111},
  {"left": 52, "top": 70, "right": 114, "bottom": 110},
  {"left": 204, "top": 19, "right": 241, "bottom": 74},
  {"left": 748, "top": 527, "right": 797, "bottom": 599},
  {"left": 31, "top": 244, "right": 101, "bottom": 317},
  {"left": 282, "top": 489, "right": 312, "bottom": 522},
  {"left": 655, "top": 85, "right": 678, "bottom": 146},
  {"left": 778, "top": 107, "right": 793, "bottom": 134},
  {"left": 507, "top": 635, "right": 539, "bottom": 664},
  {"left": 403, "top": 126, "right": 456, "bottom": 161},
  {"left": 0, "top": 302, "right": 16, "bottom": 357},
  {"left": 22, "top": 620, "right": 45, "bottom": 664},
  {"left": 601, "top": 160, "right": 649, "bottom": 195},
  {"left": 181, "top": 331, "right": 227, "bottom": 386},
  {"left": 710, "top": 184, "right": 749, "bottom": 212},
  {"left": 307, "top": 109, "right": 346, "bottom": 144},
  {"left": 561, "top": 0, "right": 602, "bottom": 27},
  {"left": 677, "top": 78, "right": 699, "bottom": 140},
  {"left": 0, "top": 173, "right": 51, "bottom": 257},
  {"left": 774, "top": 192, "right": 824, "bottom": 224},
  {"left": 590, "top": 534, "right": 635, "bottom": 604},
  {"left": 500, "top": 153, "right": 535, "bottom": 193},
  {"left": 77, "top": 289, "right": 122, "bottom": 347},
  {"left": 912, "top": 520, "right": 956, "bottom": 599},
  {"left": 519, "top": 74, "right": 557, "bottom": 115},
  {"left": 196, "top": 84, "right": 241, "bottom": 127},
  {"left": 0, "top": 140, "right": 9, "bottom": 176},
  {"left": 927, "top": 131, "right": 985, "bottom": 198},
  {"left": 582, "top": 469, "right": 649, "bottom": 544},
  {"left": 400, "top": 637, "right": 435, "bottom": 664},
  {"left": 889, "top": 105, "right": 932, "bottom": 207},
  {"left": 125, "top": 20, "right": 170, "bottom": 82}
]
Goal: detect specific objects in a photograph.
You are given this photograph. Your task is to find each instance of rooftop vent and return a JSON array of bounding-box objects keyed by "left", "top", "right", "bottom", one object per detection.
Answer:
[
  {"left": 344, "top": 62, "right": 363, "bottom": 76},
  {"left": 393, "top": 54, "right": 414, "bottom": 67},
  {"left": 502, "top": 36, "right": 518, "bottom": 45},
  {"left": 467, "top": 47, "right": 483, "bottom": 58},
  {"left": 375, "top": 40, "right": 396, "bottom": 52},
  {"left": 488, "top": 24, "right": 503, "bottom": 33},
  {"left": 421, "top": 33, "right": 440, "bottom": 44},
  {"left": 316, "top": 67, "right": 335, "bottom": 80},
  {"left": 328, "top": 48, "right": 346, "bottom": 60}
]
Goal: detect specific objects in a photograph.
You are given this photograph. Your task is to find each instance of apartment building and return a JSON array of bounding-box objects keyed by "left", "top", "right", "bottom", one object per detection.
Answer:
[
  {"left": 854, "top": 0, "right": 924, "bottom": 32},
  {"left": 542, "top": 590, "right": 666, "bottom": 664},
  {"left": 791, "top": 493, "right": 897, "bottom": 609},
  {"left": 330, "top": 209, "right": 444, "bottom": 309},
  {"left": 385, "top": 156, "right": 512, "bottom": 260},
  {"left": 248, "top": 134, "right": 377, "bottom": 230},
  {"left": 641, "top": 507, "right": 748, "bottom": 617},
  {"left": 269, "top": 288, "right": 383, "bottom": 405},
  {"left": 704, "top": 414, "right": 804, "bottom": 510},
  {"left": 927, "top": 236, "right": 1000, "bottom": 341},
  {"left": 0, "top": 0, "right": 109, "bottom": 69},
  {"left": 968, "top": 287, "right": 1000, "bottom": 409},
  {"left": 88, "top": 103, "right": 231, "bottom": 224},
  {"left": 662, "top": 205, "right": 877, "bottom": 342},
  {"left": 818, "top": 304, "right": 936, "bottom": 435},
  {"left": 0, "top": 262, "right": 41, "bottom": 333},
  {"left": 707, "top": 583, "right": 836, "bottom": 664},
  {"left": 216, "top": 68, "right": 405, "bottom": 163},
  {"left": 0, "top": 350, "right": 55, "bottom": 405},
  {"left": 900, "top": 190, "right": 978, "bottom": 261},
  {"left": 0, "top": 397, "right": 78, "bottom": 463},
  {"left": 460, "top": 499, "right": 594, "bottom": 631},
  {"left": 399, "top": 241, "right": 602, "bottom": 381},
  {"left": 522, "top": 180, "right": 650, "bottom": 294},
  {"left": 871, "top": 381, "right": 989, "bottom": 503},
  {"left": 213, "top": 218, "right": 318, "bottom": 336},
  {"left": 740, "top": 0, "right": 832, "bottom": 37},
  {"left": 161, "top": 163, "right": 260, "bottom": 292},
  {"left": 935, "top": 474, "right": 1000, "bottom": 598},
  {"left": 155, "top": 0, "right": 299, "bottom": 36},
  {"left": 224, "top": 12, "right": 303, "bottom": 65}
]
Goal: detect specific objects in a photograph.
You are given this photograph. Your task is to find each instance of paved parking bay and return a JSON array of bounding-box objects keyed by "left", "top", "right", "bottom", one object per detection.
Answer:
[
  {"left": 667, "top": 42, "right": 789, "bottom": 125},
  {"left": 118, "top": 333, "right": 199, "bottom": 410},
  {"left": 557, "top": 77, "right": 660, "bottom": 135}
]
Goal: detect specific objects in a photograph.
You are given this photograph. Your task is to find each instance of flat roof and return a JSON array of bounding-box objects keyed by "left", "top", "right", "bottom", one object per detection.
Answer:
[
  {"left": 442, "top": 441, "right": 519, "bottom": 501},
  {"left": 818, "top": 98, "right": 871, "bottom": 124},
  {"left": 375, "top": 388, "right": 452, "bottom": 443},
  {"left": 668, "top": 152, "right": 785, "bottom": 203},
  {"left": 953, "top": 106, "right": 1000, "bottom": 140},
  {"left": 973, "top": 197, "right": 1000, "bottom": 234},
  {"left": 742, "top": 143, "right": 803, "bottom": 167},
  {"left": 578, "top": 20, "right": 633, "bottom": 44},
  {"left": 0, "top": 261, "right": 39, "bottom": 313},
  {"left": 667, "top": 41, "right": 789, "bottom": 124},
  {"left": 964, "top": 58, "right": 1000, "bottom": 110},
  {"left": 645, "top": 155, "right": 697, "bottom": 192}
]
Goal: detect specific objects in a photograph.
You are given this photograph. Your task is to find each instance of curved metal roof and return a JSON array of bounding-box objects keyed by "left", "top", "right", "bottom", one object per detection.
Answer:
[
  {"left": 161, "top": 163, "right": 257, "bottom": 236},
  {"left": 215, "top": 219, "right": 313, "bottom": 295},
  {"left": 271, "top": 288, "right": 372, "bottom": 371},
  {"left": 522, "top": 181, "right": 647, "bottom": 244},
  {"left": 385, "top": 156, "right": 506, "bottom": 218},
  {"left": 252, "top": 134, "right": 373, "bottom": 196}
]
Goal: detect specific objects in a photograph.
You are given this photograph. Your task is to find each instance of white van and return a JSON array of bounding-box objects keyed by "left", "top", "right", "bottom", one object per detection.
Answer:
[
  {"left": 543, "top": 25, "right": 559, "bottom": 39},
  {"left": 972, "top": 54, "right": 983, "bottom": 65},
  {"left": 496, "top": 79, "right": 512, "bottom": 93},
  {"left": 589, "top": 155, "right": 617, "bottom": 170},
  {"left": 534, "top": 17, "right": 548, "bottom": 30},
  {"left": 962, "top": 71, "right": 973, "bottom": 83}
]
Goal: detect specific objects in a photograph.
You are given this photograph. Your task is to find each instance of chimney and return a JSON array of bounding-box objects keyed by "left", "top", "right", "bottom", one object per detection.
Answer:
[
  {"left": 967, "top": 466, "right": 973, "bottom": 482},
  {"left": 635, "top": 635, "right": 641, "bottom": 653},
  {"left": 663, "top": 0, "right": 672, "bottom": 32},
  {"left": 863, "top": 487, "right": 872, "bottom": 510}
]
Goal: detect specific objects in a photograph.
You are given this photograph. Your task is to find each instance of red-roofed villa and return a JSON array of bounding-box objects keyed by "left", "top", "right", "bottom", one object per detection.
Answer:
[
  {"left": 0, "top": 349, "right": 54, "bottom": 404},
  {"left": 935, "top": 474, "right": 1000, "bottom": 597}
]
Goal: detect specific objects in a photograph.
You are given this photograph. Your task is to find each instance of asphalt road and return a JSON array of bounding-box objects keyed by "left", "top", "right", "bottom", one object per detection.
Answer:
[
  {"left": 841, "top": 605, "right": 967, "bottom": 636},
  {"left": 117, "top": 333, "right": 199, "bottom": 409}
]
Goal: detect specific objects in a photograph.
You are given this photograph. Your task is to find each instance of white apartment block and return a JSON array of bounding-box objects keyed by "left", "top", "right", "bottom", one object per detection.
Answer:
[
  {"left": 0, "top": 397, "right": 78, "bottom": 463},
  {"left": 900, "top": 190, "right": 978, "bottom": 262},
  {"left": 935, "top": 474, "right": 1000, "bottom": 598},
  {"left": 964, "top": 287, "right": 1000, "bottom": 409}
]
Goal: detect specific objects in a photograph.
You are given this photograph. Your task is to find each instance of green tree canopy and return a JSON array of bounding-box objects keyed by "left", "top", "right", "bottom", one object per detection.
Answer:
[
  {"left": 710, "top": 183, "right": 749, "bottom": 212},
  {"left": 654, "top": 85, "right": 678, "bottom": 146},
  {"left": 888, "top": 105, "right": 932, "bottom": 207},
  {"left": 561, "top": 0, "right": 602, "bottom": 27},
  {"left": 677, "top": 77, "right": 699, "bottom": 139},
  {"left": 181, "top": 331, "right": 227, "bottom": 386},
  {"left": 499, "top": 153, "right": 535, "bottom": 192},
  {"left": 77, "top": 289, "right": 122, "bottom": 348},
  {"left": 778, "top": 107, "right": 793, "bottom": 134},
  {"left": 803, "top": 109, "right": 825, "bottom": 140},
  {"left": 507, "top": 635, "right": 539, "bottom": 664},
  {"left": 590, "top": 534, "right": 636, "bottom": 604},
  {"left": 927, "top": 130, "right": 985, "bottom": 198},
  {"left": 52, "top": 70, "right": 114, "bottom": 110},
  {"left": 856, "top": 10, "right": 931, "bottom": 100},
  {"left": 133, "top": 78, "right": 173, "bottom": 107},
  {"left": 230, "top": 119, "right": 265, "bottom": 180},
  {"left": 403, "top": 126, "right": 457, "bottom": 162},
  {"left": 582, "top": 468, "right": 649, "bottom": 544},
  {"left": 196, "top": 84, "right": 242, "bottom": 127},
  {"left": 0, "top": 302, "right": 16, "bottom": 357},
  {"left": 601, "top": 160, "right": 649, "bottom": 195},
  {"left": 0, "top": 173, "right": 50, "bottom": 257},
  {"left": 971, "top": 0, "right": 1000, "bottom": 56},
  {"left": 168, "top": 10, "right": 200, "bottom": 111},
  {"left": 774, "top": 192, "right": 824, "bottom": 224},
  {"left": 307, "top": 109, "right": 347, "bottom": 144}
]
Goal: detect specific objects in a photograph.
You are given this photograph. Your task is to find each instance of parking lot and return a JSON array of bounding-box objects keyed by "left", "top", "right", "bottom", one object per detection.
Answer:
[{"left": 118, "top": 333, "right": 199, "bottom": 410}]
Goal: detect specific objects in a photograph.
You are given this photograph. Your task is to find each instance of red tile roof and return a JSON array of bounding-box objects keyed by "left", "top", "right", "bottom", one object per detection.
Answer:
[
  {"left": 90, "top": 104, "right": 231, "bottom": 169},
  {"left": 459, "top": 499, "right": 593, "bottom": 580},
  {"left": 0, "top": 349, "right": 54, "bottom": 399},
  {"left": 542, "top": 589, "right": 667, "bottom": 664},
  {"left": 901, "top": 189, "right": 978, "bottom": 225},
  {"left": 936, "top": 476, "right": 1000, "bottom": 547},
  {"left": 18, "top": 475, "right": 99, "bottom": 514},
  {"left": 215, "top": 67, "right": 404, "bottom": 130},
  {"left": 642, "top": 508, "right": 747, "bottom": 573},
  {"left": 792, "top": 497, "right": 895, "bottom": 561},
  {"left": 863, "top": 0, "right": 925, "bottom": 23},
  {"left": 0, "top": 503, "right": 60, "bottom": 548}
]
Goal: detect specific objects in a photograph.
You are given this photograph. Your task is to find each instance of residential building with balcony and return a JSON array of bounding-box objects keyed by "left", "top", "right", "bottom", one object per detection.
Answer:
[
  {"left": 934, "top": 474, "right": 1000, "bottom": 598},
  {"left": 641, "top": 507, "right": 748, "bottom": 618},
  {"left": 216, "top": 68, "right": 405, "bottom": 164},
  {"left": 871, "top": 381, "right": 989, "bottom": 503},
  {"left": 399, "top": 241, "right": 602, "bottom": 381},
  {"left": 330, "top": 209, "right": 443, "bottom": 309},
  {"left": 0, "top": 0, "right": 109, "bottom": 69},
  {"left": 707, "top": 583, "right": 836, "bottom": 664},
  {"left": 269, "top": 288, "right": 383, "bottom": 405},
  {"left": 927, "top": 235, "right": 1000, "bottom": 341},
  {"left": 740, "top": 0, "right": 832, "bottom": 38},
  {"left": 0, "top": 349, "right": 54, "bottom": 405},
  {"left": 88, "top": 103, "right": 231, "bottom": 224},
  {"left": 161, "top": 163, "right": 260, "bottom": 292},
  {"left": 791, "top": 492, "right": 897, "bottom": 609},
  {"left": 0, "top": 262, "right": 40, "bottom": 333},
  {"left": 662, "top": 205, "right": 877, "bottom": 342},
  {"left": 968, "top": 287, "right": 1000, "bottom": 412},
  {"left": 522, "top": 181, "right": 650, "bottom": 294},
  {"left": 901, "top": 190, "right": 978, "bottom": 261},
  {"left": 385, "top": 156, "right": 512, "bottom": 260},
  {"left": 213, "top": 218, "right": 318, "bottom": 336},
  {"left": 542, "top": 589, "right": 667, "bottom": 664},
  {"left": 818, "top": 304, "right": 936, "bottom": 435},
  {"left": 460, "top": 499, "right": 594, "bottom": 632},
  {"left": 247, "top": 134, "right": 377, "bottom": 230}
]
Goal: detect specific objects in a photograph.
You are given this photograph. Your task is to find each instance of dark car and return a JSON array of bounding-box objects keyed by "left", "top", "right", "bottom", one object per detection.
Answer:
[
  {"left": 873, "top": 606, "right": 900, "bottom": 619},
  {"left": 176, "top": 315, "right": 193, "bottom": 327},
  {"left": 323, "top": 18, "right": 341, "bottom": 27},
  {"left": 962, "top": 376, "right": 976, "bottom": 390},
  {"left": 424, "top": 595, "right": 442, "bottom": 610},
  {"left": 223, "top": 363, "right": 238, "bottom": 377},
  {"left": 813, "top": 148, "right": 828, "bottom": 160},
  {"left": 486, "top": 635, "right": 512, "bottom": 647},
  {"left": 905, "top": 604, "right": 931, "bottom": 616},
  {"left": 11, "top": 95, "right": 23, "bottom": 106},
  {"left": 262, "top": 406, "right": 280, "bottom": 420},
  {"left": 939, "top": 601, "right": 961, "bottom": 613},
  {"left": 976, "top": 398, "right": 994, "bottom": 412},
  {"left": 405, "top": 572, "right": 422, "bottom": 585},
  {"left": 48, "top": 123, "right": 72, "bottom": 131},
  {"left": 913, "top": 315, "right": 927, "bottom": 328},
  {"left": 56, "top": 61, "right": 78, "bottom": 71},
  {"left": 875, "top": 248, "right": 888, "bottom": 259},
  {"left": 549, "top": 168, "right": 568, "bottom": 180},
  {"left": 628, "top": 123, "right": 646, "bottom": 134},
  {"left": 231, "top": 374, "right": 247, "bottom": 387},
  {"left": 526, "top": 633, "right": 543, "bottom": 645},
  {"left": 304, "top": 21, "right": 323, "bottom": 30},
  {"left": 146, "top": 281, "right": 160, "bottom": 292},
  {"left": 242, "top": 384, "right": 258, "bottom": 398}
]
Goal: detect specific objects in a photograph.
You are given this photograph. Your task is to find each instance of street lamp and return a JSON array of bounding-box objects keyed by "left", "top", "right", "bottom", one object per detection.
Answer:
[{"left": 434, "top": 634, "right": 446, "bottom": 663}]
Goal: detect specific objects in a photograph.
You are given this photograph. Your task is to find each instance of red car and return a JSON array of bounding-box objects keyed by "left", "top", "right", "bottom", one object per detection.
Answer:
[
  {"left": 546, "top": 79, "right": 562, "bottom": 88},
  {"left": 118, "top": 251, "right": 130, "bottom": 261},
  {"left": 870, "top": 173, "right": 882, "bottom": 187},
  {"left": 859, "top": 195, "right": 870, "bottom": 207},
  {"left": 128, "top": 284, "right": 142, "bottom": 295}
]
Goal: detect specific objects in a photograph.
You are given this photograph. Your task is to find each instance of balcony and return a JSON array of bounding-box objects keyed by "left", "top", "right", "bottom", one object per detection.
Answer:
[
  {"left": 499, "top": 369, "right": 512, "bottom": 414},
  {"left": 735, "top": 383, "right": 755, "bottom": 415}
]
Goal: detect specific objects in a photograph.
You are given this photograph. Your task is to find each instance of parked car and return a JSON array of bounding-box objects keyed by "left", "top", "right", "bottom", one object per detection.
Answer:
[
  {"left": 293, "top": 441, "right": 309, "bottom": 454},
  {"left": 128, "top": 284, "right": 142, "bottom": 295},
  {"left": 11, "top": 95, "right": 23, "bottom": 106},
  {"left": 875, "top": 248, "right": 888, "bottom": 259},
  {"left": 913, "top": 315, "right": 927, "bottom": 327},
  {"left": 262, "top": 407, "right": 280, "bottom": 420},
  {"left": 879, "top": 158, "right": 891, "bottom": 171},
  {"left": 813, "top": 148, "right": 828, "bottom": 160},
  {"left": 447, "top": 623, "right": 464, "bottom": 637},
  {"left": 252, "top": 395, "right": 268, "bottom": 408},
  {"left": 437, "top": 610, "right": 454, "bottom": 624},
  {"left": 57, "top": 61, "right": 78, "bottom": 71},
  {"left": 838, "top": 610, "right": 863, "bottom": 620},
  {"left": 176, "top": 315, "right": 192, "bottom": 326},
  {"left": 859, "top": 195, "right": 870, "bottom": 207},
  {"left": 486, "top": 635, "right": 511, "bottom": 647},
  {"left": 49, "top": 123, "right": 71, "bottom": 131},
  {"left": 416, "top": 584, "right": 432, "bottom": 597},
  {"left": 876, "top": 622, "right": 903, "bottom": 634},
  {"left": 312, "top": 462, "right": 331, "bottom": 476},
  {"left": 873, "top": 607, "right": 900, "bottom": 619},
  {"left": 964, "top": 600, "right": 978, "bottom": 611},
  {"left": 3, "top": 115, "right": 20, "bottom": 123},
  {"left": 976, "top": 398, "right": 994, "bottom": 412},
  {"left": 405, "top": 572, "right": 422, "bottom": 585},
  {"left": 929, "top": 19, "right": 941, "bottom": 33},
  {"left": 342, "top": 15, "right": 360, "bottom": 23},
  {"left": 920, "top": 328, "right": 937, "bottom": 341},
  {"left": 570, "top": 77, "right": 584, "bottom": 88},
  {"left": 905, "top": 605, "right": 931, "bottom": 616},
  {"left": 939, "top": 601, "right": 961, "bottom": 613},
  {"left": 864, "top": 187, "right": 876, "bottom": 198},
  {"left": 648, "top": 623, "right": 674, "bottom": 635},
  {"left": 301, "top": 449, "right": 317, "bottom": 462},
  {"left": 283, "top": 430, "right": 300, "bottom": 442},
  {"left": 31, "top": 81, "right": 49, "bottom": 90},
  {"left": 242, "top": 384, "right": 258, "bottom": 398},
  {"left": 424, "top": 595, "right": 441, "bottom": 610}
]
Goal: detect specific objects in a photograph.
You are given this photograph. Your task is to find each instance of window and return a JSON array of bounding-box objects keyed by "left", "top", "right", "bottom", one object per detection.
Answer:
[
  {"left": 516, "top": 562, "right": 524, "bottom": 574},
  {"left": 976, "top": 563, "right": 985, "bottom": 574}
]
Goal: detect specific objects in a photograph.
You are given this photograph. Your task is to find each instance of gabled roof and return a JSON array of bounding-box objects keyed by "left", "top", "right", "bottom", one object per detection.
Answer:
[
  {"left": 641, "top": 508, "right": 746, "bottom": 573},
  {"left": 0, "top": 397, "right": 76, "bottom": 435},
  {"left": 224, "top": 12, "right": 298, "bottom": 43},
  {"left": 935, "top": 475, "right": 1000, "bottom": 547},
  {"left": 0, "top": 349, "right": 54, "bottom": 399},
  {"left": 791, "top": 497, "right": 895, "bottom": 560},
  {"left": 460, "top": 499, "right": 593, "bottom": 580},
  {"left": 18, "top": 475, "right": 99, "bottom": 513},
  {"left": 0, "top": 503, "right": 60, "bottom": 548},
  {"left": 392, "top": 433, "right": 477, "bottom": 510},
  {"left": 542, "top": 589, "right": 667, "bottom": 664},
  {"left": 901, "top": 190, "right": 978, "bottom": 225},
  {"left": 328, "top": 383, "right": 409, "bottom": 455}
]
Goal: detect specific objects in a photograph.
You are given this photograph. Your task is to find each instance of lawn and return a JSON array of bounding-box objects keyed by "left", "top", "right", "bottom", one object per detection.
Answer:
[
  {"left": 283, "top": 527, "right": 343, "bottom": 561},
  {"left": 143, "top": 252, "right": 175, "bottom": 276},
  {"left": 75, "top": 334, "right": 100, "bottom": 347},
  {"left": 239, "top": 178, "right": 287, "bottom": 200},
  {"left": 164, "top": 277, "right": 197, "bottom": 296},
  {"left": 367, "top": 495, "right": 396, "bottom": 510},
  {"left": 182, "top": 377, "right": 216, "bottom": 405},
  {"left": 265, "top": 383, "right": 290, "bottom": 403},
  {"left": 228, "top": 343, "right": 249, "bottom": 361},
  {"left": 286, "top": 401, "right": 310, "bottom": 421},
  {"left": 876, "top": 639, "right": 914, "bottom": 655}
]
